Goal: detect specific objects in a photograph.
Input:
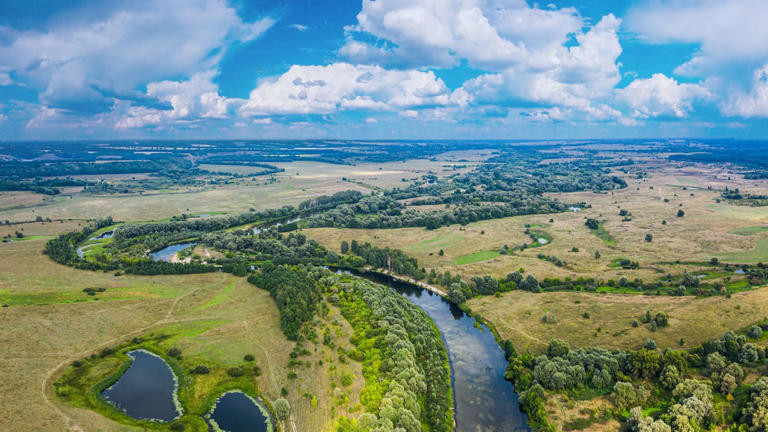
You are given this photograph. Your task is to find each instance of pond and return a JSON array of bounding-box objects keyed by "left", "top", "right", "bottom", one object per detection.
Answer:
[
  {"left": 356, "top": 271, "right": 530, "bottom": 432},
  {"left": 93, "top": 230, "right": 114, "bottom": 239},
  {"left": 101, "top": 350, "right": 181, "bottom": 422},
  {"left": 207, "top": 391, "right": 273, "bottom": 432},
  {"left": 150, "top": 242, "right": 197, "bottom": 262}
]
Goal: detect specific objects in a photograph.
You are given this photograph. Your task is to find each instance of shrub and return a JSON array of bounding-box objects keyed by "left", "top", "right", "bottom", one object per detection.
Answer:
[
  {"left": 274, "top": 398, "right": 291, "bottom": 420},
  {"left": 167, "top": 347, "right": 182, "bottom": 358},
  {"left": 226, "top": 367, "right": 244, "bottom": 377},
  {"left": 192, "top": 365, "right": 209, "bottom": 374},
  {"left": 547, "top": 339, "right": 570, "bottom": 358},
  {"left": 244, "top": 354, "right": 255, "bottom": 362},
  {"left": 749, "top": 325, "right": 763, "bottom": 340}
]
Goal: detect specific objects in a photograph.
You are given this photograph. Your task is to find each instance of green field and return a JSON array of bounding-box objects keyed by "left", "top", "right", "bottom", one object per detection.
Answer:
[
  {"left": 717, "top": 238, "right": 768, "bottom": 263},
  {"left": 454, "top": 250, "right": 502, "bottom": 265},
  {"left": 729, "top": 226, "right": 768, "bottom": 236}
]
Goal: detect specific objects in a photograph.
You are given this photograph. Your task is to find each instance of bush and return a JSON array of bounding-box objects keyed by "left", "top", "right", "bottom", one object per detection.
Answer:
[
  {"left": 547, "top": 339, "right": 570, "bottom": 358},
  {"left": 274, "top": 398, "right": 291, "bottom": 420},
  {"left": 244, "top": 354, "right": 255, "bottom": 362},
  {"left": 169, "top": 422, "right": 186, "bottom": 431},
  {"left": 749, "top": 325, "right": 763, "bottom": 340},
  {"left": 167, "top": 347, "right": 182, "bottom": 358},
  {"left": 644, "top": 339, "right": 657, "bottom": 350},
  {"left": 226, "top": 367, "right": 245, "bottom": 377},
  {"left": 192, "top": 365, "right": 209, "bottom": 374},
  {"left": 253, "top": 366, "right": 262, "bottom": 376}
]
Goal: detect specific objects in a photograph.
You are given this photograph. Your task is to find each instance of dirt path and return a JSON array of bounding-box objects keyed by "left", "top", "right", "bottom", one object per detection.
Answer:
[{"left": 40, "top": 283, "right": 206, "bottom": 431}]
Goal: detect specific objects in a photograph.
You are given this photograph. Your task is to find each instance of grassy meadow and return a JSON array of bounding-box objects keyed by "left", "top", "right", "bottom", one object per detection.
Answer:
[{"left": 0, "top": 231, "right": 363, "bottom": 431}]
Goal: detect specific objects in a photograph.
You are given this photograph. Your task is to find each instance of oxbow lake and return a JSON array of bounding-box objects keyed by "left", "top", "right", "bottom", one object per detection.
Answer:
[
  {"left": 101, "top": 350, "right": 181, "bottom": 422},
  {"left": 207, "top": 391, "right": 273, "bottom": 432},
  {"left": 150, "top": 242, "right": 196, "bottom": 262}
]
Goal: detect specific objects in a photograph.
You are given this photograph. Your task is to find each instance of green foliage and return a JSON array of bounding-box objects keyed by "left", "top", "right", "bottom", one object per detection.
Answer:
[
  {"left": 247, "top": 264, "right": 320, "bottom": 340},
  {"left": 274, "top": 398, "right": 291, "bottom": 420},
  {"left": 334, "top": 275, "right": 453, "bottom": 432}
]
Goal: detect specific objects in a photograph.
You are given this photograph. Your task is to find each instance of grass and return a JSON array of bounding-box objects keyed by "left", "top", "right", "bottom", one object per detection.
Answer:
[
  {"left": 717, "top": 238, "right": 768, "bottom": 264},
  {"left": 0, "top": 233, "right": 364, "bottom": 431},
  {"left": 591, "top": 224, "right": 616, "bottom": 246},
  {"left": 454, "top": 250, "right": 502, "bottom": 265},
  {"left": 192, "top": 280, "right": 235, "bottom": 312},
  {"left": 729, "top": 226, "right": 768, "bottom": 236},
  {"left": 468, "top": 288, "right": 768, "bottom": 354}
]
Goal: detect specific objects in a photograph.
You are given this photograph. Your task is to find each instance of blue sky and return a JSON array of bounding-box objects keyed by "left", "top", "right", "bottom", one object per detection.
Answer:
[{"left": 1, "top": 0, "right": 767, "bottom": 139}]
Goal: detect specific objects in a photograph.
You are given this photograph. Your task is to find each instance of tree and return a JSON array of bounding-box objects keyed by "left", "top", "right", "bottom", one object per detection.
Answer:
[
  {"left": 503, "top": 340, "right": 517, "bottom": 360},
  {"left": 520, "top": 274, "right": 540, "bottom": 292},
  {"left": 749, "top": 325, "right": 763, "bottom": 340},
  {"left": 644, "top": 339, "right": 658, "bottom": 350},
  {"left": 660, "top": 365, "right": 681, "bottom": 390},
  {"left": 614, "top": 382, "right": 645, "bottom": 409},
  {"left": 274, "top": 398, "right": 291, "bottom": 421},
  {"left": 645, "top": 233, "right": 653, "bottom": 242},
  {"left": 654, "top": 312, "right": 669, "bottom": 328},
  {"left": 682, "top": 272, "right": 699, "bottom": 288},
  {"left": 547, "top": 339, "right": 570, "bottom": 358},
  {"left": 447, "top": 283, "right": 466, "bottom": 304},
  {"left": 627, "top": 407, "right": 672, "bottom": 432},
  {"left": 677, "top": 209, "right": 685, "bottom": 217},
  {"left": 340, "top": 240, "right": 349, "bottom": 254},
  {"left": 585, "top": 218, "right": 599, "bottom": 230},
  {"left": 721, "top": 373, "right": 737, "bottom": 394}
]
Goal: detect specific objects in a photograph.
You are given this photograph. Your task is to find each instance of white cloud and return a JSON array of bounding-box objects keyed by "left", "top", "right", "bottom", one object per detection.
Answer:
[
  {"left": 343, "top": 0, "right": 600, "bottom": 73},
  {"left": 0, "top": 0, "right": 274, "bottom": 112},
  {"left": 720, "top": 64, "right": 768, "bottom": 118},
  {"left": 618, "top": 73, "right": 710, "bottom": 118},
  {"left": 239, "top": 63, "right": 466, "bottom": 116},
  {"left": 289, "top": 24, "right": 309, "bottom": 31},
  {"left": 459, "top": 14, "right": 622, "bottom": 122},
  {"left": 626, "top": 0, "right": 768, "bottom": 118},
  {"left": 626, "top": 0, "right": 768, "bottom": 77},
  {"left": 115, "top": 71, "right": 234, "bottom": 129}
]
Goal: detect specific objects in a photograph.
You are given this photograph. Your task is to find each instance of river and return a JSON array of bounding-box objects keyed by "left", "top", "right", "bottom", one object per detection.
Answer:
[{"left": 354, "top": 271, "right": 530, "bottom": 432}]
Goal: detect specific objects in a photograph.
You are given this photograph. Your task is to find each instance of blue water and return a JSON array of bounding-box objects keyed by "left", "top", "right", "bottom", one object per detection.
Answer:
[
  {"left": 150, "top": 242, "right": 196, "bottom": 262},
  {"left": 208, "top": 391, "right": 272, "bottom": 432},
  {"left": 101, "top": 350, "right": 181, "bottom": 422}
]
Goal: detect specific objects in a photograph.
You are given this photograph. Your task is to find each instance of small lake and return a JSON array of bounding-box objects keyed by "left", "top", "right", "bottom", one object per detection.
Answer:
[
  {"left": 101, "top": 350, "right": 181, "bottom": 422},
  {"left": 93, "top": 230, "right": 114, "bottom": 239},
  {"left": 151, "top": 242, "right": 196, "bottom": 262},
  {"left": 207, "top": 391, "right": 273, "bottom": 432},
  {"left": 356, "top": 272, "right": 530, "bottom": 432}
]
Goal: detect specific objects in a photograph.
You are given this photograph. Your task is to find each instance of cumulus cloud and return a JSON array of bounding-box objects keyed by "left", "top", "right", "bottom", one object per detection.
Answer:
[
  {"left": 626, "top": 0, "right": 768, "bottom": 77},
  {"left": 626, "top": 0, "right": 768, "bottom": 117},
  {"left": 0, "top": 0, "right": 274, "bottom": 113},
  {"left": 342, "top": 1, "right": 624, "bottom": 122},
  {"left": 343, "top": 0, "right": 583, "bottom": 70},
  {"left": 116, "top": 71, "right": 233, "bottom": 129},
  {"left": 618, "top": 73, "right": 710, "bottom": 118},
  {"left": 459, "top": 14, "right": 622, "bottom": 121},
  {"left": 239, "top": 63, "right": 467, "bottom": 116},
  {"left": 720, "top": 64, "right": 768, "bottom": 118}
]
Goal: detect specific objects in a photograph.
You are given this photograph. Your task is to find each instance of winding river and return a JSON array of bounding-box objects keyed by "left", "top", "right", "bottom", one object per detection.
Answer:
[{"left": 355, "top": 271, "right": 530, "bottom": 432}]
